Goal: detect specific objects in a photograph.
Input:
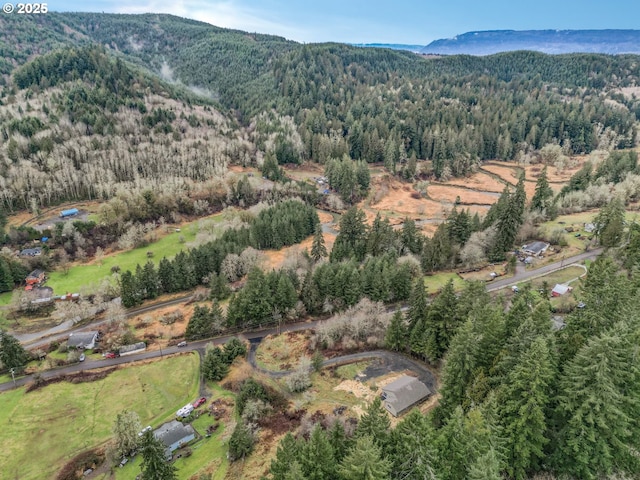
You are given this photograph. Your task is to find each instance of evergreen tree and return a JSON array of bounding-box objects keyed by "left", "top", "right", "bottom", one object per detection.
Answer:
[
  {"left": 310, "top": 224, "right": 328, "bottom": 263},
  {"left": 120, "top": 270, "right": 141, "bottom": 308},
  {"left": 355, "top": 397, "right": 391, "bottom": 451},
  {"left": 223, "top": 336, "right": 247, "bottom": 363},
  {"left": 140, "top": 260, "right": 159, "bottom": 299},
  {"left": 201, "top": 345, "right": 229, "bottom": 381},
  {"left": 594, "top": 197, "right": 625, "bottom": 247},
  {"left": 489, "top": 186, "right": 523, "bottom": 261},
  {"left": 366, "top": 213, "right": 396, "bottom": 257},
  {"left": 139, "top": 430, "right": 178, "bottom": 480},
  {"left": 530, "top": 166, "right": 554, "bottom": 213},
  {"left": 513, "top": 172, "right": 527, "bottom": 223},
  {"left": 283, "top": 460, "right": 306, "bottom": 480},
  {"left": 0, "top": 259, "right": 13, "bottom": 292},
  {"left": 300, "top": 270, "right": 322, "bottom": 314},
  {"left": 302, "top": 425, "right": 337, "bottom": 480},
  {"left": 157, "top": 257, "right": 176, "bottom": 293},
  {"left": 0, "top": 330, "right": 30, "bottom": 371},
  {"left": 209, "top": 272, "right": 231, "bottom": 301},
  {"left": 555, "top": 325, "right": 640, "bottom": 479},
  {"left": 385, "top": 310, "right": 407, "bottom": 352},
  {"left": 498, "top": 336, "right": 555, "bottom": 479},
  {"left": 400, "top": 218, "right": 422, "bottom": 254},
  {"left": 331, "top": 206, "right": 367, "bottom": 262},
  {"left": 228, "top": 420, "right": 255, "bottom": 461},
  {"left": 467, "top": 448, "right": 502, "bottom": 480},
  {"left": 273, "top": 274, "right": 297, "bottom": 312},
  {"left": 339, "top": 435, "right": 391, "bottom": 480},
  {"left": 329, "top": 420, "right": 351, "bottom": 463},
  {"left": 406, "top": 279, "right": 429, "bottom": 332},
  {"left": 388, "top": 410, "right": 438, "bottom": 479},
  {"left": 424, "top": 279, "right": 458, "bottom": 360}
]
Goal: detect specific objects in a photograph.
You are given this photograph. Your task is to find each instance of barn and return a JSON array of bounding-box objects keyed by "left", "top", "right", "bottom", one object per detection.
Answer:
[{"left": 381, "top": 375, "right": 431, "bottom": 417}]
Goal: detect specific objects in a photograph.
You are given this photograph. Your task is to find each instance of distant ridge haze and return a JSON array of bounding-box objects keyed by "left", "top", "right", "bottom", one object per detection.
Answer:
[{"left": 354, "top": 29, "right": 640, "bottom": 55}]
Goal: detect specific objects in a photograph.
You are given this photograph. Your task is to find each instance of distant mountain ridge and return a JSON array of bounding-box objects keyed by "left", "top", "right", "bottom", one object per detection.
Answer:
[
  {"left": 421, "top": 29, "right": 640, "bottom": 55},
  {"left": 353, "top": 30, "right": 640, "bottom": 55}
]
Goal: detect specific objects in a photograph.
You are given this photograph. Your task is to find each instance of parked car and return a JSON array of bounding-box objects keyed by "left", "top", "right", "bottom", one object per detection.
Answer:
[
  {"left": 193, "top": 397, "right": 207, "bottom": 408},
  {"left": 138, "top": 426, "right": 152, "bottom": 437},
  {"left": 105, "top": 352, "right": 118, "bottom": 359},
  {"left": 177, "top": 341, "right": 187, "bottom": 347},
  {"left": 79, "top": 353, "right": 85, "bottom": 362}
]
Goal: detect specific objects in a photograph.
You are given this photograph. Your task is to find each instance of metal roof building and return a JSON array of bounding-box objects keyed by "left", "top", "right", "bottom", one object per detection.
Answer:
[{"left": 381, "top": 375, "right": 431, "bottom": 417}]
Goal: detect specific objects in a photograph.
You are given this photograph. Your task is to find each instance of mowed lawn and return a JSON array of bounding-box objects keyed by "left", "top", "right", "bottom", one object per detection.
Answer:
[
  {"left": 0, "top": 353, "right": 200, "bottom": 480},
  {"left": 47, "top": 215, "right": 223, "bottom": 294},
  {"left": 424, "top": 272, "right": 466, "bottom": 293}
]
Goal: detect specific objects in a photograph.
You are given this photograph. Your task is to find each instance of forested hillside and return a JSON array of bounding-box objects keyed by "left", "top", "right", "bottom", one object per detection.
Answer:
[
  {"left": 0, "top": 45, "right": 256, "bottom": 211},
  {"left": 1, "top": 14, "right": 639, "bottom": 189}
]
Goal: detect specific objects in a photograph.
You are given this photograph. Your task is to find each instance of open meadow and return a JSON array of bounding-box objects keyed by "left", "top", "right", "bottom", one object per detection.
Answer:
[{"left": 0, "top": 353, "right": 199, "bottom": 480}]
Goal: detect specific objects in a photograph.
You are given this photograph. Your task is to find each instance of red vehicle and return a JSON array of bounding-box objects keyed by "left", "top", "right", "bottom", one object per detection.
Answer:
[
  {"left": 105, "top": 352, "right": 119, "bottom": 359},
  {"left": 192, "top": 397, "right": 207, "bottom": 408}
]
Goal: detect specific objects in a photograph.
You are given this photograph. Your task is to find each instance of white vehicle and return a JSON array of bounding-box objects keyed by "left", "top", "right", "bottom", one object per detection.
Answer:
[{"left": 176, "top": 404, "right": 194, "bottom": 418}]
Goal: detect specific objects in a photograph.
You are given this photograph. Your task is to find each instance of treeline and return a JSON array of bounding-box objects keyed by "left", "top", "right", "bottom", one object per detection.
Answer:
[
  {"left": 119, "top": 200, "right": 318, "bottom": 307},
  {"left": 267, "top": 255, "right": 640, "bottom": 480}
]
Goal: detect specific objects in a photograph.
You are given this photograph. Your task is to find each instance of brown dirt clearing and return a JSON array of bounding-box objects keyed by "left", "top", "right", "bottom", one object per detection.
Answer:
[{"left": 426, "top": 184, "right": 498, "bottom": 205}]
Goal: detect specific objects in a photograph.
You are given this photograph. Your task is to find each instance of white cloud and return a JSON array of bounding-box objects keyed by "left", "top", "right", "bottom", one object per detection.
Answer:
[{"left": 112, "top": 0, "right": 308, "bottom": 41}]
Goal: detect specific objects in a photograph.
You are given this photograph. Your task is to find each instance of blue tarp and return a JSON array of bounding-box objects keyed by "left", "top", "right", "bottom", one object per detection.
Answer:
[{"left": 60, "top": 208, "right": 79, "bottom": 217}]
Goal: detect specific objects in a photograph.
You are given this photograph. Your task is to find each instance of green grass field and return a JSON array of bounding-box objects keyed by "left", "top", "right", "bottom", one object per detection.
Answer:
[
  {"left": 424, "top": 272, "right": 466, "bottom": 293},
  {"left": 47, "top": 214, "right": 223, "bottom": 294},
  {"left": 0, "top": 353, "right": 200, "bottom": 480},
  {"left": 518, "top": 265, "right": 587, "bottom": 290},
  {"left": 113, "top": 383, "right": 233, "bottom": 480}
]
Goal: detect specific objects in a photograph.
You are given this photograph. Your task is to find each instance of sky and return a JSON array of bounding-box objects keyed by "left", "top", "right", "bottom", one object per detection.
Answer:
[{"left": 49, "top": 0, "right": 640, "bottom": 45}]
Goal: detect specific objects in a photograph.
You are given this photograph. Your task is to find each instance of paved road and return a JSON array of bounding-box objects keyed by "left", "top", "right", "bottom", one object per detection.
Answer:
[
  {"left": 248, "top": 346, "right": 438, "bottom": 393},
  {"left": 486, "top": 248, "right": 602, "bottom": 291},
  {"left": 15, "top": 295, "right": 193, "bottom": 348},
  {"left": 0, "top": 319, "right": 318, "bottom": 392}
]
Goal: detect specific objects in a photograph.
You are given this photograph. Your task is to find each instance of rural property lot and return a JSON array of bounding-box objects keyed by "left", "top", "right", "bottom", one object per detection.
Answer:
[{"left": 0, "top": 354, "right": 199, "bottom": 480}]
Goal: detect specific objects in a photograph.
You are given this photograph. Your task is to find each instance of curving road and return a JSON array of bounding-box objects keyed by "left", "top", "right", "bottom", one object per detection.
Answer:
[
  {"left": 486, "top": 248, "right": 602, "bottom": 291},
  {"left": 248, "top": 343, "right": 437, "bottom": 393}
]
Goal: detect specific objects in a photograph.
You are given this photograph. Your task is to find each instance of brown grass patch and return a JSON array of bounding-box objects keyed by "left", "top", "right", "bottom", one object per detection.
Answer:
[
  {"left": 426, "top": 185, "right": 498, "bottom": 205},
  {"left": 482, "top": 163, "right": 520, "bottom": 185},
  {"left": 368, "top": 180, "right": 448, "bottom": 219},
  {"left": 440, "top": 171, "right": 506, "bottom": 193},
  {"left": 255, "top": 331, "right": 312, "bottom": 371},
  {"left": 261, "top": 233, "right": 336, "bottom": 270}
]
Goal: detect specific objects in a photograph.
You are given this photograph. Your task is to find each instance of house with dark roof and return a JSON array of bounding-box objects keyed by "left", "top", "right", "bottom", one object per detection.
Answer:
[
  {"left": 154, "top": 420, "right": 196, "bottom": 459},
  {"left": 68, "top": 331, "right": 98, "bottom": 350},
  {"left": 381, "top": 375, "right": 431, "bottom": 417},
  {"left": 20, "top": 247, "right": 42, "bottom": 257},
  {"left": 25, "top": 269, "right": 46, "bottom": 286},
  {"left": 522, "top": 241, "right": 550, "bottom": 257}
]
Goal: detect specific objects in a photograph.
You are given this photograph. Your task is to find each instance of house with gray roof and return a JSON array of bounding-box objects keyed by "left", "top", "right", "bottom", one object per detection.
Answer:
[
  {"left": 381, "top": 375, "right": 431, "bottom": 417},
  {"left": 154, "top": 420, "right": 196, "bottom": 459},
  {"left": 522, "top": 241, "right": 550, "bottom": 257},
  {"left": 67, "top": 331, "right": 98, "bottom": 350}
]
